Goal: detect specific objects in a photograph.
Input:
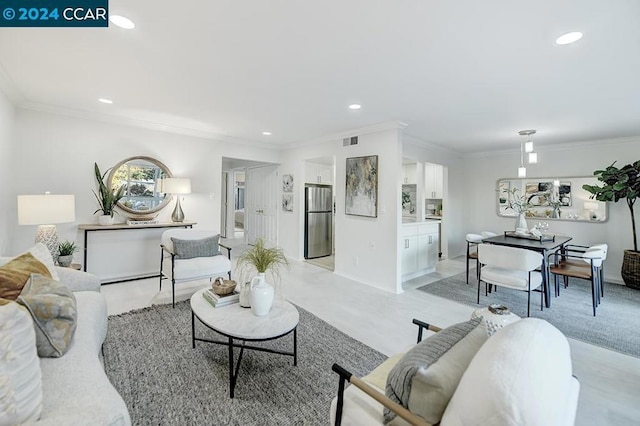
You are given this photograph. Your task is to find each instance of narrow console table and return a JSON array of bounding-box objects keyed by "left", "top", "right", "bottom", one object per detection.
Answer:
[{"left": 78, "top": 222, "right": 196, "bottom": 284}]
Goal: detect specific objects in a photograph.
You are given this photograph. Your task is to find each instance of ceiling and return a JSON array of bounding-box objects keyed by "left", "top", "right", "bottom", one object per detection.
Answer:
[{"left": 1, "top": 0, "right": 639, "bottom": 153}]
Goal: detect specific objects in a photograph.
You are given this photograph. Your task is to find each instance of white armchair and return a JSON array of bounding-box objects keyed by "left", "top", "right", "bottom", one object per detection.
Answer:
[{"left": 160, "top": 229, "right": 232, "bottom": 307}]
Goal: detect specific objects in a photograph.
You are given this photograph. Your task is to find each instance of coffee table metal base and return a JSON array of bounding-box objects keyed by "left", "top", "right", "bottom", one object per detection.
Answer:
[{"left": 191, "top": 311, "right": 298, "bottom": 398}]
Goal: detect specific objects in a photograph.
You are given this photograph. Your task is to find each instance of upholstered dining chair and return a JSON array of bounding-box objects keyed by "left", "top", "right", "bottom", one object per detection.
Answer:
[
  {"left": 549, "top": 245, "right": 605, "bottom": 316},
  {"left": 477, "top": 244, "right": 543, "bottom": 317},
  {"left": 160, "top": 229, "right": 232, "bottom": 307}
]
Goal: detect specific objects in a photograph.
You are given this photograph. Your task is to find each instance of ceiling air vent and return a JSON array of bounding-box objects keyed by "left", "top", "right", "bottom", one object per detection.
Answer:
[{"left": 343, "top": 136, "right": 358, "bottom": 146}]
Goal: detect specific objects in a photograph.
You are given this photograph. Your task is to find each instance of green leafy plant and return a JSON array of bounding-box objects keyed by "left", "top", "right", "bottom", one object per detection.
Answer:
[
  {"left": 58, "top": 241, "right": 78, "bottom": 256},
  {"left": 236, "top": 238, "right": 289, "bottom": 281},
  {"left": 401, "top": 191, "right": 411, "bottom": 206},
  {"left": 93, "top": 162, "right": 126, "bottom": 217},
  {"left": 583, "top": 161, "right": 640, "bottom": 251}
]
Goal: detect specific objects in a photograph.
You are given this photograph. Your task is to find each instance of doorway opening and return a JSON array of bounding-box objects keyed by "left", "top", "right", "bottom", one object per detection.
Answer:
[
  {"left": 221, "top": 157, "right": 279, "bottom": 247},
  {"left": 303, "top": 156, "right": 336, "bottom": 271}
]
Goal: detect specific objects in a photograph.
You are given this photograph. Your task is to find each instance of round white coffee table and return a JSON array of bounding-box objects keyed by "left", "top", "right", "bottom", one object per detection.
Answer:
[{"left": 190, "top": 288, "right": 299, "bottom": 398}]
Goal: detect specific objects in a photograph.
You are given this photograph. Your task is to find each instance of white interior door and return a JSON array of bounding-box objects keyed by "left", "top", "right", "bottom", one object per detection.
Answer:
[{"left": 246, "top": 165, "right": 279, "bottom": 246}]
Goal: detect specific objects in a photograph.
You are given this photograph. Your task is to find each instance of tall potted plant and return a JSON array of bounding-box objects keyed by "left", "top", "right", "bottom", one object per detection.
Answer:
[
  {"left": 583, "top": 160, "right": 640, "bottom": 289},
  {"left": 93, "top": 162, "right": 126, "bottom": 226},
  {"left": 236, "top": 238, "right": 289, "bottom": 316}
]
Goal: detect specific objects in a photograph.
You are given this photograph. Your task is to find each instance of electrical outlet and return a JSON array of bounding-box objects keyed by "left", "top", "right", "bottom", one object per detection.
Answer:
[
  {"left": 369, "top": 241, "right": 375, "bottom": 248},
  {"left": 353, "top": 256, "right": 359, "bottom": 266}
]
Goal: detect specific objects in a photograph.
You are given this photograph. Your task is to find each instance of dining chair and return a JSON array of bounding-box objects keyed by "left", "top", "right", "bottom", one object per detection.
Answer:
[
  {"left": 554, "top": 244, "right": 608, "bottom": 298},
  {"left": 477, "top": 244, "right": 543, "bottom": 317},
  {"left": 466, "top": 234, "right": 483, "bottom": 284},
  {"left": 549, "top": 246, "right": 605, "bottom": 316}
]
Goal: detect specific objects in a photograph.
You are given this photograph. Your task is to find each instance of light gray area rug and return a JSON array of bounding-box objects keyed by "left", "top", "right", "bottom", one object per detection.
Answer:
[
  {"left": 103, "top": 301, "right": 386, "bottom": 425},
  {"left": 417, "top": 271, "right": 640, "bottom": 357}
]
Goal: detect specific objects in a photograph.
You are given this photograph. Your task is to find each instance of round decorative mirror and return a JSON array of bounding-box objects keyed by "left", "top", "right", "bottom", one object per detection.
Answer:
[{"left": 108, "top": 156, "right": 173, "bottom": 218}]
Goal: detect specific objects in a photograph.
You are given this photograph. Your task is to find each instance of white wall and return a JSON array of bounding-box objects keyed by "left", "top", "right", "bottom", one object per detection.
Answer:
[
  {"left": 0, "top": 91, "right": 14, "bottom": 255},
  {"left": 278, "top": 126, "right": 403, "bottom": 293},
  {"left": 9, "top": 109, "right": 280, "bottom": 280},
  {"left": 460, "top": 137, "right": 640, "bottom": 283}
]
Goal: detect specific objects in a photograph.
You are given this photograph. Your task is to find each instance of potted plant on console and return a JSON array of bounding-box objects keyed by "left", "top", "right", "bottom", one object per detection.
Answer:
[
  {"left": 92, "top": 162, "right": 126, "bottom": 226},
  {"left": 58, "top": 240, "right": 77, "bottom": 267},
  {"left": 236, "top": 238, "right": 289, "bottom": 316},
  {"left": 583, "top": 160, "right": 640, "bottom": 289}
]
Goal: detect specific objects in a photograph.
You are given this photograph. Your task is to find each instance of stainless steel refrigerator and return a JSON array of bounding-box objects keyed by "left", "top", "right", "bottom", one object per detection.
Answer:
[{"left": 304, "top": 185, "right": 333, "bottom": 259}]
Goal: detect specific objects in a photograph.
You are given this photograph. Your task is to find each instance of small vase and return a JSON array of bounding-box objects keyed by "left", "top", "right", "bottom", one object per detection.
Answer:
[
  {"left": 516, "top": 213, "right": 528, "bottom": 231},
  {"left": 58, "top": 255, "right": 73, "bottom": 267},
  {"left": 98, "top": 215, "right": 114, "bottom": 226},
  {"left": 249, "top": 273, "right": 274, "bottom": 316}
]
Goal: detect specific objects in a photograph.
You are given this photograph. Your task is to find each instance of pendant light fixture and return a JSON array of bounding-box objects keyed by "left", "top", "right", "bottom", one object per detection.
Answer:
[{"left": 517, "top": 129, "right": 537, "bottom": 177}]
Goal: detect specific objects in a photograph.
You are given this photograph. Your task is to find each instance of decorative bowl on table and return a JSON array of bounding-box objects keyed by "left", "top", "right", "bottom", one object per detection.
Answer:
[{"left": 212, "top": 277, "right": 237, "bottom": 295}]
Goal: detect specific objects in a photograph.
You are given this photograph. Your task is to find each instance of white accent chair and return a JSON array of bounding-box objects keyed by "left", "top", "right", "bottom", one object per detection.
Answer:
[
  {"left": 160, "top": 229, "right": 232, "bottom": 307},
  {"left": 478, "top": 244, "right": 543, "bottom": 317}
]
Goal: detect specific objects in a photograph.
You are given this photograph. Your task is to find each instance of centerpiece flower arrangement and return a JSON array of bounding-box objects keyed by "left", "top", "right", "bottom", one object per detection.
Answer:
[{"left": 502, "top": 188, "right": 532, "bottom": 229}]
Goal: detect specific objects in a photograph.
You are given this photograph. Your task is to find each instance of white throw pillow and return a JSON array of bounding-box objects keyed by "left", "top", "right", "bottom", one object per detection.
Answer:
[
  {"left": 441, "top": 318, "right": 575, "bottom": 426},
  {"left": 25, "top": 243, "right": 59, "bottom": 281},
  {"left": 0, "top": 301, "right": 43, "bottom": 425}
]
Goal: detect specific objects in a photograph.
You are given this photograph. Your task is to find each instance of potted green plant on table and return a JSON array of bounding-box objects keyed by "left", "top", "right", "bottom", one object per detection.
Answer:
[
  {"left": 583, "top": 160, "right": 640, "bottom": 289},
  {"left": 58, "top": 241, "right": 77, "bottom": 267},
  {"left": 92, "top": 162, "right": 126, "bottom": 226},
  {"left": 236, "top": 238, "right": 289, "bottom": 316}
]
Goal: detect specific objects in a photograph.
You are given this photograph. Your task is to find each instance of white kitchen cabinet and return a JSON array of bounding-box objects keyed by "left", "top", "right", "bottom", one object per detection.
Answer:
[
  {"left": 402, "top": 222, "right": 439, "bottom": 280},
  {"left": 305, "top": 162, "right": 334, "bottom": 185},
  {"left": 402, "top": 164, "right": 417, "bottom": 184},
  {"left": 424, "top": 162, "right": 443, "bottom": 199}
]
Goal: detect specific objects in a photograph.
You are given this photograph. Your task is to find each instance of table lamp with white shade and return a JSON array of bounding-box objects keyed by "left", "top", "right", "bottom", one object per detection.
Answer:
[
  {"left": 159, "top": 178, "right": 191, "bottom": 222},
  {"left": 584, "top": 201, "right": 599, "bottom": 220},
  {"left": 18, "top": 193, "right": 75, "bottom": 262}
]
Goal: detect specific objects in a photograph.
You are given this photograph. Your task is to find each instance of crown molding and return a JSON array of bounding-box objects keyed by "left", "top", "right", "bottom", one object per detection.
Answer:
[
  {"left": 0, "top": 62, "right": 24, "bottom": 104},
  {"left": 279, "top": 120, "right": 408, "bottom": 150},
  {"left": 463, "top": 135, "right": 640, "bottom": 159},
  {"left": 17, "top": 101, "right": 284, "bottom": 150},
  {"left": 403, "top": 132, "right": 463, "bottom": 156}
]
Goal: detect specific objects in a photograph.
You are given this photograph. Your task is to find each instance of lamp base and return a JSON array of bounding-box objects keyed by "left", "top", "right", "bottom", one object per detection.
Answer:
[
  {"left": 36, "top": 224, "right": 59, "bottom": 263},
  {"left": 171, "top": 196, "right": 185, "bottom": 223}
]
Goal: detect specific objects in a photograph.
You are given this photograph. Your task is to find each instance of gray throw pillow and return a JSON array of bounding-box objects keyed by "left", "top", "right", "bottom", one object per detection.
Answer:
[
  {"left": 384, "top": 317, "right": 487, "bottom": 424},
  {"left": 16, "top": 274, "right": 78, "bottom": 358},
  {"left": 171, "top": 235, "right": 221, "bottom": 259}
]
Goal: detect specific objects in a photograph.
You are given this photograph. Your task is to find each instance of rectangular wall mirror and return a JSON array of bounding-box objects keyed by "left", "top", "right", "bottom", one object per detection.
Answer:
[{"left": 497, "top": 177, "right": 608, "bottom": 223}]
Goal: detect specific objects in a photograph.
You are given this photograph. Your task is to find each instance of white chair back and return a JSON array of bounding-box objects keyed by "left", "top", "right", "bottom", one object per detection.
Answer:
[
  {"left": 583, "top": 247, "right": 605, "bottom": 268},
  {"left": 478, "top": 244, "right": 542, "bottom": 272},
  {"left": 161, "top": 229, "right": 221, "bottom": 253},
  {"left": 466, "top": 233, "right": 483, "bottom": 244},
  {"left": 481, "top": 231, "right": 497, "bottom": 238}
]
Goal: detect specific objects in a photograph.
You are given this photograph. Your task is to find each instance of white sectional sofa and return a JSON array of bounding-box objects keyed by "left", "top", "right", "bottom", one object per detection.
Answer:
[
  {"left": 0, "top": 258, "right": 131, "bottom": 426},
  {"left": 36, "top": 267, "right": 131, "bottom": 425},
  {"left": 331, "top": 318, "right": 580, "bottom": 426}
]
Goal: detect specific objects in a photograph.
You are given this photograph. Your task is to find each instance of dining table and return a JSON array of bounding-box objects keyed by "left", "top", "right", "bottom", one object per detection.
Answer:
[{"left": 481, "top": 233, "right": 573, "bottom": 308}]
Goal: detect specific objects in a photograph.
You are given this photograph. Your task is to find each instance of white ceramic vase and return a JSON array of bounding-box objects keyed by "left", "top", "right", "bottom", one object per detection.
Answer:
[
  {"left": 249, "top": 273, "right": 274, "bottom": 316},
  {"left": 516, "top": 213, "right": 528, "bottom": 231},
  {"left": 98, "top": 215, "right": 114, "bottom": 226}
]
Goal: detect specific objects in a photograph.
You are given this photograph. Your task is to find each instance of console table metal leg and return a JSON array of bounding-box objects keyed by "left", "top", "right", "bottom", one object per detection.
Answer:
[
  {"left": 83, "top": 230, "right": 88, "bottom": 272},
  {"left": 293, "top": 327, "right": 298, "bottom": 366}
]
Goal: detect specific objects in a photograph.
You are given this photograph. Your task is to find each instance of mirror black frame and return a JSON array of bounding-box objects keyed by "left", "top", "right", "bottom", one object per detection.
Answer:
[{"left": 108, "top": 156, "right": 173, "bottom": 218}]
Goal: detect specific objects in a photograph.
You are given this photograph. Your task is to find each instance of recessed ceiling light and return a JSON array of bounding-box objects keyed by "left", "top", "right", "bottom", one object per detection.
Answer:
[
  {"left": 262, "top": 131, "right": 272, "bottom": 136},
  {"left": 555, "top": 32, "right": 583, "bottom": 45},
  {"left": 348, "top": 104, "right": 362, "bottom": 110},
  {"left": 98, "top": 98, "right": 113, "bottom": 104},
  {"left": 109, "top": 15, "right": 135, "bottom": 29}
]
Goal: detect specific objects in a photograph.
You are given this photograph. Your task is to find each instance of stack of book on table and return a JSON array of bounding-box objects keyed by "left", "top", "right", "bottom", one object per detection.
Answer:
[{"left": 202, "top": 288, "right": 239, "bottom": 308}]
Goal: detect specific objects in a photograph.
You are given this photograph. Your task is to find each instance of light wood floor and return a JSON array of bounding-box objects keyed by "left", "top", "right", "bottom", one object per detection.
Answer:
[{"left": 101, "top": 238, "right": 640, "bottom": 426}]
